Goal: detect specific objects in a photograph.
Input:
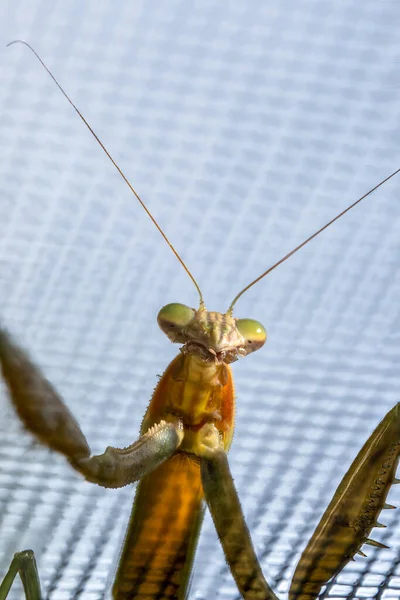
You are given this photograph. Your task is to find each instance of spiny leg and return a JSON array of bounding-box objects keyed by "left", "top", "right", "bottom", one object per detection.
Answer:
[
  {"left": 0, "top": 327, "right": 183, "bottom": 488},
  {"left": 0, "top": 550, "right": 42, "bottom": 600},
  {"left": 197, "top": 425, "right": 278, "bottom": 600},
  {"left": 290, "top": 403, "right": 400, "bottom": 600},
  {"left": 75, "top": 420, "right": 183, "bottom": 487}
]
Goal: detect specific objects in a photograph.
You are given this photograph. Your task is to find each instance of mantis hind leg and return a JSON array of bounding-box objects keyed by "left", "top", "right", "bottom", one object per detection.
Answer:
[{"left": 0, "top": 550, "right": 42, "bottom": 600}]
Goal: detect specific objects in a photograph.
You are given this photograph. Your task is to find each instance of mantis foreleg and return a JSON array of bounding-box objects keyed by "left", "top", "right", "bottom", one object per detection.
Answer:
[
  {"left": 0, "top": 327, "right": 183, "bottom": 488},
  {"left": 290, "top": 403, "right": 400, "bottom": 600},
  {"left": 200, "top": 444, "right": 278, "bottom": 600}
]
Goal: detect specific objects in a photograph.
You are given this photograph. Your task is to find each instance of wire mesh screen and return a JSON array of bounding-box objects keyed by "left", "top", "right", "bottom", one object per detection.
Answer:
[{"left": 0, "top": 1, "right": 400, "bottom": 598}]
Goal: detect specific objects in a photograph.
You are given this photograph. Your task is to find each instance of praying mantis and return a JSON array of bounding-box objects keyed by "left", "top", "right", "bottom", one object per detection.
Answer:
[{"left": 0, "top": 40, "right": 400, "bottom": 600}]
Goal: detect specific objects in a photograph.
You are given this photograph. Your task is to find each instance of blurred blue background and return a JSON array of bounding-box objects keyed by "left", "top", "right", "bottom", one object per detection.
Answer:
[{"left": 0, "top": 1, "right": 400, "bottom": 598}]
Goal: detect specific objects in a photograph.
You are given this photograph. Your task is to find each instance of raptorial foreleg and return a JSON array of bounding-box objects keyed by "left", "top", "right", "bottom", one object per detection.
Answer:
[
  {"left": 197, "top": 424, "right": 278, "bottom": 600},
  {"left": 0, "top": 327, "right": 183, "bottom": 488},
  {"left": 290, "top": 403, "right": 400, "bottom": 600}
]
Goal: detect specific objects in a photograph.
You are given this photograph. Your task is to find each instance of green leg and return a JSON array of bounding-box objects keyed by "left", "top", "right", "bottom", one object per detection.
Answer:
[{"left": 0, "top": 550, "right": 42, "bottom": 600}]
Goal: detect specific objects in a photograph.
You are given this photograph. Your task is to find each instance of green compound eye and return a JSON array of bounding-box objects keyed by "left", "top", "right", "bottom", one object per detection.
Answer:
[
  {"left": 236, "top": 318, "right": 267, "bottom": 352},
  {"left": 157, "top": 303, "right": 196, "bottom": 335}
]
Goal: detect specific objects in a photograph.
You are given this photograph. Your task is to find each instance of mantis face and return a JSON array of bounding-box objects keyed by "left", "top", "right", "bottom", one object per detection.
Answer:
[{"left": 157, "top": 303, "right": 267, "bottom": 364}]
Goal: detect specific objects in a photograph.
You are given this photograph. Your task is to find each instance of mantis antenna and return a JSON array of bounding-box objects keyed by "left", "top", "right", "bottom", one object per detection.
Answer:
[
  {"left": 9, "top": 41, "right": 399, "bottom": 315},
  {"left": 7, "top": 40, "right": 205, "bottom": 309},
  {"left": 227, "top": 168, "right": 400, "bottom": 313}
]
